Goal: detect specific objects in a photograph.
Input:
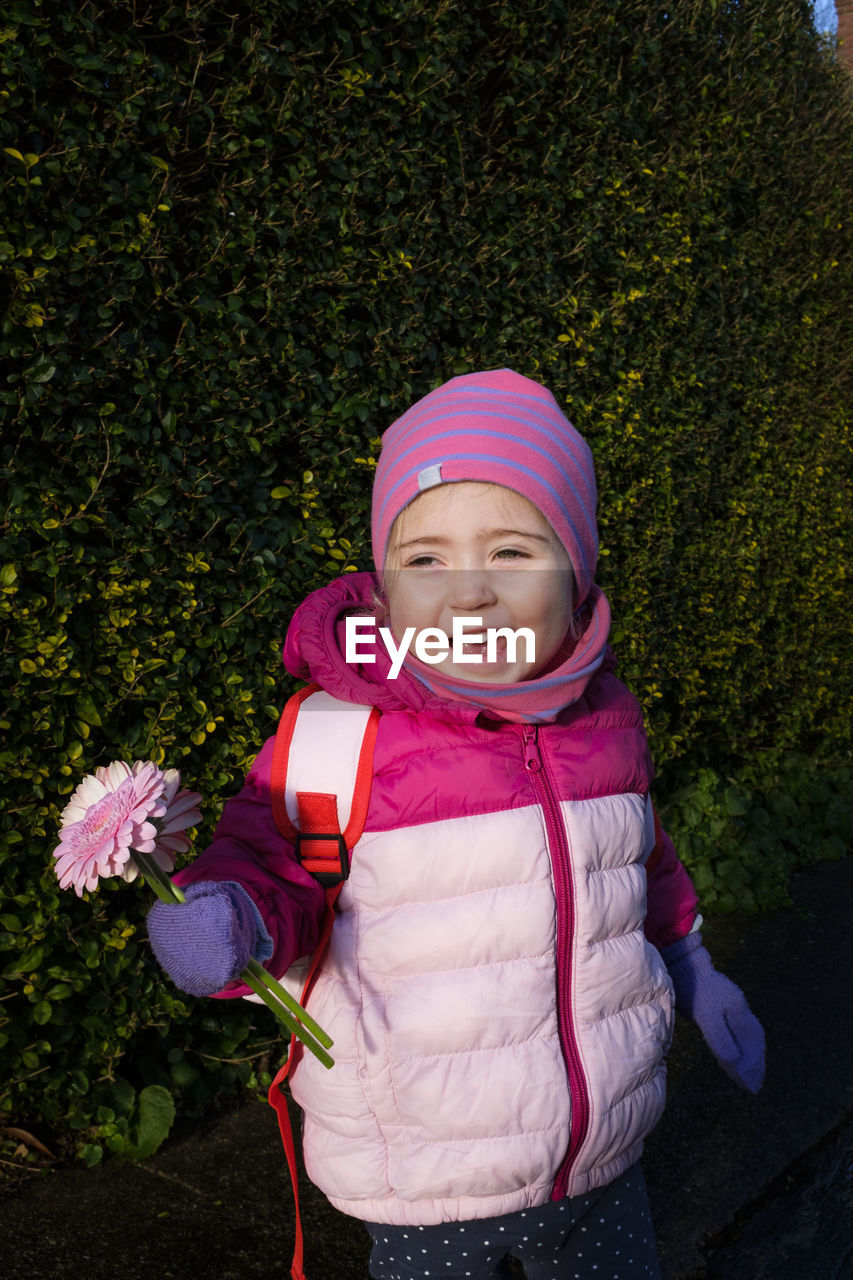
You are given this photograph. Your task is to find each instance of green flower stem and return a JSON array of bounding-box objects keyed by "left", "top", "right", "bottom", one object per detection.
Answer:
[
  {"left": 132, "top": 850, "right": 186, "bottom": 904},
  {"left": 244, "top": 957, "right": 334, "bottom": 1049},
  {"left": 241, "top": 964, "right": 303, "bottom": 1037},
  {"left": 242, "top": 963, "right": 334, "bottom": 1070}
]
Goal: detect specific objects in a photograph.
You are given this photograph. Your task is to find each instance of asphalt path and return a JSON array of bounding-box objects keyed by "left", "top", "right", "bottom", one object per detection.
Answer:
[{"left": 2, "top": 857, "right": 852, "bottom": 1279}]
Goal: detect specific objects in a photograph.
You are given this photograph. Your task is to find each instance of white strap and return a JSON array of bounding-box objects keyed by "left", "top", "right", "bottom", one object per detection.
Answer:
[{"left": 282, "top": 690, "right": 374, "bottom": 833}]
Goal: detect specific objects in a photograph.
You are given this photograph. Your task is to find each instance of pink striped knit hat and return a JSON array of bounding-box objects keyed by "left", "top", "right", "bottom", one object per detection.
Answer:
[{"left": 371, "top": 368, "right": 599, "bottom": 605}]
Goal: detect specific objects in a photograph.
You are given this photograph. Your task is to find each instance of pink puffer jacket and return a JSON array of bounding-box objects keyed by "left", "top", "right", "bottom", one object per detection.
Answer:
[{"left": 176, "top": 575, "right": 697, "bottom": 1225}]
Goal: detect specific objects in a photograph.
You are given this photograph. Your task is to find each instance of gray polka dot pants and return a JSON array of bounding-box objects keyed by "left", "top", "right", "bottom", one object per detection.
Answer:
[{"left": 364, "top": 1163, "right": 661, "bottom": 1280}]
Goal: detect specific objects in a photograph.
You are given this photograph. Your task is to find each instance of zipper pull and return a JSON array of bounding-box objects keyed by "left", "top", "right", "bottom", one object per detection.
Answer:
[{"left": 522, "top": 725, "right": 542, "bottom": 772}]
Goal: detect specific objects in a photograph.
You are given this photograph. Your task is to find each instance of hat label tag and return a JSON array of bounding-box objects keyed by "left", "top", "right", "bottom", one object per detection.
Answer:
[{"left": 417, "top": 463, "right": 443, "bottom": 491}]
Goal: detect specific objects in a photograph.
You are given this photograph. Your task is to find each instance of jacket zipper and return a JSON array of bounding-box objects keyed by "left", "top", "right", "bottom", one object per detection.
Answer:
[{"left": 521, "top": 724, "right": 589, "bottom": 1200}]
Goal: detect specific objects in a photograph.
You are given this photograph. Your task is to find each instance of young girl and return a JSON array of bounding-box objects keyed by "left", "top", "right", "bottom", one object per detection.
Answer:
[{"left": 148, "top": 369, "right": 765, "bottom": 1280}]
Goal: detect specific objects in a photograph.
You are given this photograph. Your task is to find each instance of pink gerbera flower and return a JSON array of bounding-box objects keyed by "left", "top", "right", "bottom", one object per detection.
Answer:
[
  {"left": 148, "top": 769, "right": 203, "bottom": 863},
  {"left": 52, "top": 761, "right": 201, "bottom": 897},
  {"left": 51, "top": 758, "right": 332, "bottom": 1067}
]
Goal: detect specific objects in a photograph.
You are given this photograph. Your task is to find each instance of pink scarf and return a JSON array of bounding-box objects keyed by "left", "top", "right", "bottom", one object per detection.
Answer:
[
  {"left": 285, "top": 573, "right": 611, "bottom": 726},
  {"left": 399, "top": 584, "right": 611, "bottom": 724}
]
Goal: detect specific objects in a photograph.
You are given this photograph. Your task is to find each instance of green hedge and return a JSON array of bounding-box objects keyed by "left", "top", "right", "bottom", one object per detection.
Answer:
[{"left": 1, "top": 0, "right": 851, "bottom": 1163}]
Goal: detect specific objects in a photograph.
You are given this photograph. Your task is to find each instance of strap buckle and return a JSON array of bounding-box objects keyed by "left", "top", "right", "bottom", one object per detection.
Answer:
[{"left": 293, "top": 831, "right": 350, "bottom": 888}]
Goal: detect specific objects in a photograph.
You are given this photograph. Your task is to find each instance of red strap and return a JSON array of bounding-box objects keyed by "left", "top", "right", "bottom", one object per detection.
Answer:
[
  {"left": 266, "top": 688, "right": 380, "bottom": 1280},
  {"left": 270, "top": 685, "right": 318, "bottom": 841},
  {"left": 267, "top": 888, "right": 340, "bottom": 1280},
  {"left": 295, "top": 791, "right": 344, "bottom": 879},
  {"left": 268, "top": 1051, "right": 307, "bottom": 1280},
  {"left": 341, "top": 704, "right": 380, "bottom": 848}
]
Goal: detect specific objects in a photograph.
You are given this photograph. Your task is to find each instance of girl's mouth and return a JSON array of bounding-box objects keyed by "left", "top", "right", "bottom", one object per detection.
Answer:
[{"left": 459, "top": 633, "right": 509, "bottom": 663}]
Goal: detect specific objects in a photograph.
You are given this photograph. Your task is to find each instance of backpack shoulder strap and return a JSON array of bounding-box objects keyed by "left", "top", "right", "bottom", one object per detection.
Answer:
[{"left": 270, "top": 684, "right": 380, "bottom": 887}]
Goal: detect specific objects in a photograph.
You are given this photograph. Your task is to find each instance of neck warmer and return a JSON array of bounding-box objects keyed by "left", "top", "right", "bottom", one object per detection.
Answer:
[
  {"left": 284, "top": 573, "right": 611, "bottom": 726},
  {"left": 398, "top": 584, "right": 611, "bottom": 724}
]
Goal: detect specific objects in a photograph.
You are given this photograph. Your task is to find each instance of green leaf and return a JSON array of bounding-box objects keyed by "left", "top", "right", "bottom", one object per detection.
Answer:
[
  {"left": 74, "top": 692, "right": 103, "bottom": 727},
  {"left": 45, "top": 982, "right": 74, "bottom": 1001},
  {"left": 724, "top": 787, "right": 748, "bottom": 817},
  {"left": 32, "top": 999, "right": 52, "bottom": 1024},
  {"left": 108, "top": 1076, "right": 137, "bottom": 1117},
  {"left": 18, "top": 944, "right": 45, "bottom": 970},
  {"left": 127, "top": 1085, "right": 176, "bottom": 1160}
]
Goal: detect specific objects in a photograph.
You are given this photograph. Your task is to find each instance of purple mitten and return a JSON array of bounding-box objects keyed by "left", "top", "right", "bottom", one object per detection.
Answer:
[
  {"left": 147, "top": 881, "right": 260, "bottom": 997},
  {"left": 662, "top": 932, "right": 765, "bottom": 1093}
]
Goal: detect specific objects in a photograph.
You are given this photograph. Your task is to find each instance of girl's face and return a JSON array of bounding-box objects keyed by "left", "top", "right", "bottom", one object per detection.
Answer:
[{"left": 383, "top": 482, "right": 574, "bottom": 683}]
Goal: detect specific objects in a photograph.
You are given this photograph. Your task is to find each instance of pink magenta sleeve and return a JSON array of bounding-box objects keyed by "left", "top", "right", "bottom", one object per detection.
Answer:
[
  {"left": 172, "top": 737, "right": 326, "bottom": 998},
  {"left": 644, "top": 825, "right": 699, "bottom": 950}
]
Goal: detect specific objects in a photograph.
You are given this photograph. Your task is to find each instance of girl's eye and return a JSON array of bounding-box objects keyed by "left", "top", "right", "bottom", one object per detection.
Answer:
[
  {"left": 404, "top": 554, "right": 441, "bottom": 568},
  {"left": 494, "top": 547, "right": 530, "bottom": 561}
]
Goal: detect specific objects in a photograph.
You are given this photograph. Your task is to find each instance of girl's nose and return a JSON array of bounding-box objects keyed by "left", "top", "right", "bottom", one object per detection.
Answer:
[{"left": 447, "top": 570, "right": 498, "bottom": 611}]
